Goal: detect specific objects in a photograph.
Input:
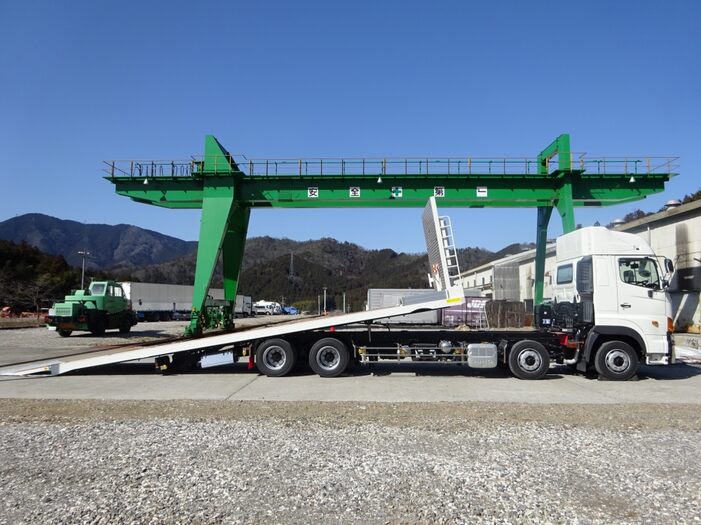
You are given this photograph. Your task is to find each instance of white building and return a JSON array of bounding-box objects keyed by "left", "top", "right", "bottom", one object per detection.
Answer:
[{"left": 460, "top": 199, "right": 701, "bottom": 329}]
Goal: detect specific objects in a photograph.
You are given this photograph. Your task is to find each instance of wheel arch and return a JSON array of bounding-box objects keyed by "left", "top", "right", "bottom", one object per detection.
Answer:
[{"left": 583, "top": 326, "right": 646, "bottom": 364}]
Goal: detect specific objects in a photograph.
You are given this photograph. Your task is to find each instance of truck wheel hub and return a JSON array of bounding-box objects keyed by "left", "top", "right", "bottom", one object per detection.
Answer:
[
  {"left": 262, "top": 346, "right": 286, "bottom": 370},
  {"left": 605, "top": 350, "right": 630, "bottom": 372},
  {"left": 317, "top": 346, "right": 340, "bottom": 370},
  {"left": 518, "top": 349, "right": 541, "bottom": 372}
]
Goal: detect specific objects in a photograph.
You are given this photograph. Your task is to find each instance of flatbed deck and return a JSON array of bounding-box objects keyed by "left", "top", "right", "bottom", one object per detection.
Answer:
[{"left": 0, "top": 287, "right": 465, "bottom": 376}]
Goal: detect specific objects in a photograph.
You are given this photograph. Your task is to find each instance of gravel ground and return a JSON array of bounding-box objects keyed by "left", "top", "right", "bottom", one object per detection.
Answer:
[{"left": 1, "top": 400, "right": 700, "bottom": 524}]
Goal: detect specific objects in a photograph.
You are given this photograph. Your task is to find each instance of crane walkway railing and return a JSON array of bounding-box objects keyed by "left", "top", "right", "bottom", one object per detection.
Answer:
[{"left": 103, "top": 155, "right": 678, "bottom": 179}]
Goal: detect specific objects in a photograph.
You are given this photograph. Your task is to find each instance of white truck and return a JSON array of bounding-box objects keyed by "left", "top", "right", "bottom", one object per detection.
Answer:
[
  {"left": 234, "top": 295, "right": 253, "bottom": 318},
  {"left": 547, "top": 226, "right": 675, "bottom": 380},
  {"left": 0, "top": 203, "right": 675, "bottom": 381},
  {"left": 121, "top": 282, "right": 252, "bottom": 320}
]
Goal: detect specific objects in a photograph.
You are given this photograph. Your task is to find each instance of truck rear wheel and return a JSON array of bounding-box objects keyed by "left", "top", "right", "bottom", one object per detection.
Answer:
[
  {"left": 119, "top": 319, "right": 132, "bottom": 334},
  {"left": 508, "top": 340, "right": 550, "bottom": 380},
  {"left": 90, "top": 315, "right": 106, "bottom": 335},
  {"left": 255, "top": 339, "right": 295, "bottom": 377},
  {"left": 594, "top": 341, "right": 638, "bottom": 381},
  {"left": 309, "top": 338, "right": 349, "bottom": 377}
]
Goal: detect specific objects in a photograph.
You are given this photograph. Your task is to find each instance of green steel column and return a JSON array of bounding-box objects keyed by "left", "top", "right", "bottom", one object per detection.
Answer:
[
  {"left": 186, "top": 193, "right": 235, "bottom": 336},
  {"left": 222, "top": 205, "right": 250, "bottom": 300},
  {"left": 552, "top": 134, "right": 576, "bottom": 233},
  {"left": 534, "top": 134, "right": 573, "bottom": 306},
  {"left": 186, "top": 136, "right": 242, "bottom": 336},
  {"left": 555, "top": 178, "right": 576, "bottom": 232},
  {"left": 534, "top": 206, "right": 553, "bottom": 306}
]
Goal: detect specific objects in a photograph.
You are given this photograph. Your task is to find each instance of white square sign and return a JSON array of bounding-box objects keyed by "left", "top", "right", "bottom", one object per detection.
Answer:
[
  {"left": 307, "top": 187, "right": 319, "bottom": 198},
  {"left": 476, "top": 186, "right": 488, "bottom": 198}
]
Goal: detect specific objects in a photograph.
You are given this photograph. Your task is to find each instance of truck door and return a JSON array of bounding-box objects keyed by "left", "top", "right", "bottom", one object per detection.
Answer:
[
  {"left": 615, "top": 257, "right": 668, "bottom": 350},
  {"left": 105, "top": 284, "right": 117, "bottom": 313}
]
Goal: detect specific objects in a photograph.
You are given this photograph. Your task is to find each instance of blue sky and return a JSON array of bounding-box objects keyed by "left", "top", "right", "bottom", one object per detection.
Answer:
[{"left": 1, "top": 1, "right": 699, "bottom": 253}]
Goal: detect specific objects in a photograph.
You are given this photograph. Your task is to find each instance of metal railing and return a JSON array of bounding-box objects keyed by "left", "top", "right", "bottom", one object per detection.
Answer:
[
  {"left": 103, "top": 160, "right": 197, "bottom": 178},
  {"left": 104, "top": 155, "right": 678, "bottom": 179}
]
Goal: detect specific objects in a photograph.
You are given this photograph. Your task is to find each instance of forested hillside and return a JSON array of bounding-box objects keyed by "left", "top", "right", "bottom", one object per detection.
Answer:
[{"left": 0, "top": 241, "right": 81, "bottom": 311}]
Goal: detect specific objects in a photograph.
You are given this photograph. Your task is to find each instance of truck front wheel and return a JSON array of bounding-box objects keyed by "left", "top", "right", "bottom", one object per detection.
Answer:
[
  {"left": 255, "top": 339, "right": 296, "bottom": 377},
  {"left": 594, "top": 341, "right": 638, "bottom": 381},
  {"left": 309, "top": 338, "right": 349, "bottom": 377},
  {"left": 508, "top": 340, "right": 550, "bottom": 380},
  {"left": 58, "top": 330, "right": 72, "bottom": 337}
]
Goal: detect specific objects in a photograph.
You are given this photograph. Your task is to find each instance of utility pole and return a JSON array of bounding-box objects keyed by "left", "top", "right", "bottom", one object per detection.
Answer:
[
  {"left": 78, "top": 250, "right": 91, "bottom": 289},
  {"left": 317, "top": 295, "right": 321, "bottom": 315},
  {"left": 323, "top": 287, "right": 327, "bottom": 315},
  {"left": 343, "top": 292, "right": 346, "bottom": 313}
]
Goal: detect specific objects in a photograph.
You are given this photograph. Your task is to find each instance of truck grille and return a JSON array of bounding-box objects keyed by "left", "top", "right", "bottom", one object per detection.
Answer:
[{"left": 54, "top": 305, "right": 74, "bottom": 317}]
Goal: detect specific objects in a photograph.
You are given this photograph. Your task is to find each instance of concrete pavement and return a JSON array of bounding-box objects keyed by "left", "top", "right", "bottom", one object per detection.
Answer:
[
  {"left": 2, "top": 321, "right": 701, "bottom": 404},
  {"left": 1, "top": 360, "right": 700, "bottom": 403}
]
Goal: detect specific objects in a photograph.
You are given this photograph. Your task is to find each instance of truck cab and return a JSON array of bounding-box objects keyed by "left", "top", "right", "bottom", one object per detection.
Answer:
[{"left": 550, "top": 227, "right": 674, "bottom": 379}]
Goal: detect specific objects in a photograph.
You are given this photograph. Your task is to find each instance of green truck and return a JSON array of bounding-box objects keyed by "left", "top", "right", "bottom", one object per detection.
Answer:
[{"left": 47, "top": 280, "right": 138, "bottom": 337}]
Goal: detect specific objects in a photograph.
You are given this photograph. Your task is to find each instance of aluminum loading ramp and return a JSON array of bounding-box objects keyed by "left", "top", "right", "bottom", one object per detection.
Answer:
[
  {"left": 0, "top": 287, "right": 464, "bottom": 377},
  {"left": 423, "top": 196, "right": 461, "bottom": 291}
]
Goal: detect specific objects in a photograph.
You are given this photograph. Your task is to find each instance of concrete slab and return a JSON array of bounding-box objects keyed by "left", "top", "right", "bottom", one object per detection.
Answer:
[
  {"left": 2, "top": 324, "right": 700, "bottom": 404},
  {"left": 1, "top": 362, "right": 699, "bottom": 404}
]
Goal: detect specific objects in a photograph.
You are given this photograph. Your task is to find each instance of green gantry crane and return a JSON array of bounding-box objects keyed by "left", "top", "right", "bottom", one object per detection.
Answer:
[{"left": 105, "top": 134, "right": 677, "bottom": 336}]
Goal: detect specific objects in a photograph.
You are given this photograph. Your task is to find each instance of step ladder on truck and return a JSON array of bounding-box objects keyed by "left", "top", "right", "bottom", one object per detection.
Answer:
[{"left": 0, "top": 197, "right": 676, "bottom": 380}]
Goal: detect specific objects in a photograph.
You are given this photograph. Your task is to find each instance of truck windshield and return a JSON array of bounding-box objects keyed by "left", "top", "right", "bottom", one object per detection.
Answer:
[
  {"left": 90, "top": 283, "right": 106, "bottom": 295},
  {"left": 618, "top": 258, "right": 661, "bottom": 289}
]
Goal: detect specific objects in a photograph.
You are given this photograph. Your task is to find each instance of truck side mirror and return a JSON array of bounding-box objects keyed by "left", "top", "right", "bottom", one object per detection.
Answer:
[{"left": 665, "top": 259, "right": 674, "bottom": 274}]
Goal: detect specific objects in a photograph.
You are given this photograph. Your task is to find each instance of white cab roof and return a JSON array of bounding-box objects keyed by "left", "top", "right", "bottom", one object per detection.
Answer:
[{"left": 556, "top": 226, "right": 655, "bottom": 262}]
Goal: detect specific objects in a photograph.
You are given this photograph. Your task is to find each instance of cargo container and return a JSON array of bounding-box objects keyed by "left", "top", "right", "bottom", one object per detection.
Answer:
[{"left": 121, "top": 282, "right": 251, "bottom": 320}]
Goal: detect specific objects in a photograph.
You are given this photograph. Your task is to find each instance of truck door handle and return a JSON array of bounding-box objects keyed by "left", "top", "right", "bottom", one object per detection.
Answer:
[{"left": 620, "top": 303, "right": 631, "bottom": 308}]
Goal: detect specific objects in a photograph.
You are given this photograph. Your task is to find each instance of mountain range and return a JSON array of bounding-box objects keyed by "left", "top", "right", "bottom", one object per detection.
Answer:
[
  {"left": 0, "top": 214, "right": 197, "bottom": 269},
  {"left": 0, "top": 213, "right": 533, "bottom": 310}
]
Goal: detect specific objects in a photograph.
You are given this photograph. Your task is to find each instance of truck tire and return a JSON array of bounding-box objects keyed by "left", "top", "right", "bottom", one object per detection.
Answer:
[
  {"left": 508, "top": 340, "right": 550, "bottom": 380},
  {"left": 594, "top": 341, "right": 639, "bottom": 381},
  {"left": 90, "top": 320, "right": 106, "bottom": 335},
  {"left": 119, "top": 317, "right": 132, "bottom": 334},
  {"left": 58, "top": 330, "right": 72, "bottom": 337},
  {"left": 309, "top": 338, "right": 349, "bottom": 377},
  {"left": 255, "top": 338, "right": 295, "bottom": 377}
]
